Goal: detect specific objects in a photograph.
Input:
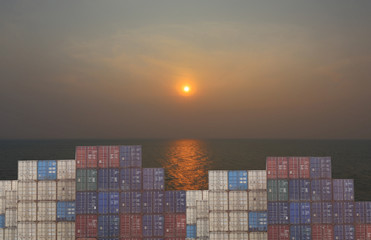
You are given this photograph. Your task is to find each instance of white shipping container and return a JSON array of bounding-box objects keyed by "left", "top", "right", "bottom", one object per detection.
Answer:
[
  {"left": 57, "top": 222, "right": 75, "bottom": 240},
  {"left": 17, "top": 201, "right": 37, "bottom": 221},
  {"left": 5, "top": 209, "right": 17, "bottom": 227},
  {"left": 209, "top": 211, "right": 229, "bottom": 232},
  {"left": 5, "top": 191, "right": 17, "bottom": 209},
  {"left": 0, "top": 181, "right": 12, "bottom": 197},
  {"left": 209, "top": 191, "right": 228, "bottom": 211},
  {"left": 57, "top": 180, "right": 76, "bottom": 201},
  {"left": 230, "top": 232, "right": 249, "bottom": 240},
  {"left": 18, "top": 181, "right": 37, "bottom": 201},
  {"left": 38, "top": 201, "right": 57, "bottom": 221},
  {"left": 249, "top": 232, "right": 267, "bottom": 240},
  {"left": 229, "top": 211, "right": 248, "bottom": 231},
  {"left": 18, "top": 161, "right": 38, "bottom": 181},
  {"left": 18, "top": 222, "right": 37, "bottom": 240},
  {"left": 186, "top": 190, "right": 203, "bottom": 207},
  {"left": 0, "top": 229, "right": 3, "bottom": 240},
  {"left": 196, "top": 219, "right": 209, "bottom": 238},
  {"left": 248, "top": 170, "right": 266, "bottom": 190},
  {"left": 4, "top": 227, "right": 17, "bottom": 240},
  {"left": 208, "top": 170, "right": 228, "bottom": 190},
  {"left": 202, "top": 190, "right": 209, "bottom": 200},
  {"left": 187, "top": 207, "right": 197, "bottom": 224},
  {"left": 210, "top": 232, "right": 229, "bottom": 240},
  {"left": 38, "top": 181, "right": 57, "bottom": 200},
  {"left": 57, "top": 160, "right": 76, "bottom": 180},
  {"left": 0, "top": 198, "right": 4, "bottom": 214},
  {"left": 11, "top": 180, "right": 17, "bottom": 191},
  {"left": 248, "top": 190, "right": 267, "bottom": 211},
  {"left": 38, "top": 222, "right": 57, "bottom": 240},
  {"left": 229, "top": 191, "right": 248, "bottom": 211},
  {"left": 196, "top": 200, "right": 209, "bottom": 219}
]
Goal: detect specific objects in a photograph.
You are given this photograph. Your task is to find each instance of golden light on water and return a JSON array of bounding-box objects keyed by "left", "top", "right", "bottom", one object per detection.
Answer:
[{"left": 161, "top": 139, "right": 211, "bottom": 190}]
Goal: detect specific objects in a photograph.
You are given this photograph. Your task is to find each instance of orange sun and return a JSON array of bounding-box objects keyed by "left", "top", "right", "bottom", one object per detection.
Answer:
[{"left": 183, "top": 86, "right": 190, "bottom": 92}]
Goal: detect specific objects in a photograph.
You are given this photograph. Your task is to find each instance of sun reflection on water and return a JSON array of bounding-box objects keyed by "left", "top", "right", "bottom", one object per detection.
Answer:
[{"left": 161, "top": 139, "right": 211, "bottom": 190}]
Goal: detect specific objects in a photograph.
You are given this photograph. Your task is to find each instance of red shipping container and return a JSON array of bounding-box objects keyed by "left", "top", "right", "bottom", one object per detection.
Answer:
[
  {"left": 289, "top": 157, "right": 299, "bottom": 179},
  {"left": 76, "top": 146, "right": 87, "bottom": 168},
  {"left": 268, "top": 225, "right": 290, "bottom": 240},
  {"left": 277, "top": 157, "right": 288, "bottom": 178},
  {"left": 86, "top": 146, "right": 98, "bottom": 168},
  {"left": 355, "top": 224, "right": 371, "bottom": 240},
  {"left": 312, "top": 224, "right": 333, "bottom": 240},
  {"left": 266, "top": 157, "right": 278, "bottom": 179},
  {"left": 299, "top": 157, "right": 310, "bottom": 178},
  {"left": 76, "top": 215, "right": 98, "bottom": 238},
  {"left": 165, "top": 214, "right": 186, "bottom": 237},
  {"left": 120, "top": 238, "right": 142, "bottom": 240},
  {"left": 98, "top": 146, "right": 109, "bottom": 168},
  {"left": 109, "top": 145, "right": 120, "bottom": 167},
  {"left": 120, "top": 214, "right": 142, "bottom": 237}
]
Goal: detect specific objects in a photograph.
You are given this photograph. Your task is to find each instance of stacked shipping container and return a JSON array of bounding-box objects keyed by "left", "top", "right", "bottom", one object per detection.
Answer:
[{"left": 0, "top": 180, "right": 18, "bottom": 240}]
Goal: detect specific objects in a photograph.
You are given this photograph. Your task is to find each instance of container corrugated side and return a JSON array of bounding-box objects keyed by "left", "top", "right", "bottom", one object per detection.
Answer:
[
  {"left": 289, "top": 202, "right": 310, "bottom": 224},
  {"left": 249, "top": 232, "right": 268, "bottom": 240},
  {"left": 208, "top": 191, "right": 228, "bottom": 211},
  {"left": 120, "top": 168, "right": 142, "bottom": 191},
  {"left": 208, "top": 170, "right": 228, "bottom": 191},
  {"left": 98, "top": 192, "right": 120, "bottom": 214},
  {"left": 248, "top": 211, "right": 268, "bottom": 232},
  {"left": 266, "top": 157, "right": 278, "bottom": 179},
  {"left": 311, "top": 179, "right": 332, "bottom": 201},
  {"left": 5, "top": 209, "right": 16, "bottom": 227},
  {"left": 355, "top": 224, "right": 371, "bottom": 240},
  {"left": 268, "top": 225, "right": 289, "bottom": 240},
  {"left": 248, "top": 170, "right": 266, "bottom": 190},
  {"left": 249, "top": 190, "right": 267, "bottom": 211},
  {"left": 311, "top": 202, "right": 333, "bottom": 224},
  {"left": 98, "top": 145, "right": 120, "bottom": 168},
  {"left": 268, "top": 202, "right": 288, "bottom": 224},
  {"left": 229, "top": 211, "right": 248, "bottom": 231},
  {"left": 0, "top": 228, "right": 3, "bottom": 240},
  {"left": 312, "top": 224, "right": 333, "bottom": 240},
  {"left": 37, "top": 160, "right": 57, "bottom": 180},
  {"left": 229, "top": 191, "right": 248, "bottom": 211},
  {"left": 334, "top": 224, "right": 355, "bottom": 240},
  {"left": 5, "top": 191, "right": 17, "bottom": 209},
  {"left": 229, "top": 232, "right": 249, "bottom": 240},
  {"left": 120, "top": 191, "right": 141, "bottom": 214},
  {"left": 97, "top": 215, "right": 120, "bottom": 238},
  {"left": 120, "top": 145, "right": 142, "bottom": 168},
  {"left": 57, "top": 222, "right": 75, "bottom": 239},
  {"left": 186, "top": 207, "right": 196, "bottom": 224},
  {"left": 0, "top": 199, "right": 4, "bottom": 215},
  {"left": 196, "top": 200, "right": 209, "bottom": 219},
  {"left": 143, "top": 168, "right": 165, "bottom": 190},
  {"left": 57, "top": 180, "right": 76, "bottom": 201},
  {"left": 310, "top": 157, "right": 332, "bottom": 179},
  {"left": 210, "top": 232, "right": 229, "bottom": 240},
  {"left": 289, "top": 225, "right": 311, "bottom": 240},
  {"left": 37, "top": 180, "right": 57, "bottom": 200},
  {"left": 57, "top": 201, "right": 75, "bottom": 221},
  {"left": 196, "top": 219, "right": 209, "bottom": 238},
  {"left": 120, "top": 214, "right": 142, "bottom": 237},
  {"left": 228, "top": 170, "right": 248, "bottom": 190},
  {"left": 17, "top": 201, "right": 37, "bottom": 221},
  {"left": 37, "top": 201, "right": 57, "bottom": 221},
  {"left": 57, "top": 159, "right": 76, "bottom": 180},
  {"left": 75, "top": 215, "right": 98, "bottom": 238},
  {"left": 186, "top": 224, "right": 197, "bottom": 238},
  {"left": 98, "top": 168, "right": 120, "bottom": 191},
  {"left": 37, "top": 222, "right": 57, "bottom": 240},
  {"left": 75, "top": 192, "right": 98, "bottom": 214},
  {"left": 186, "top": 191, "right": 203, "bottom": 208},
  {"left": 18, "top": 160, "right": 38, "bottom": 180},
  {"left": 165, "top": 190, "right": 186, "bottom": 213},
  {"left": 333, "top": 179, "right": 354, "bottom": 201},
  {"left": 4, "top": 228, "right": 17, "bottom": 240},
  {"left": 164, "top": 214, "right": 186, "bottom": 237},
  {"left": 18, "top": 222, "right": 37, "bottom": 240}
]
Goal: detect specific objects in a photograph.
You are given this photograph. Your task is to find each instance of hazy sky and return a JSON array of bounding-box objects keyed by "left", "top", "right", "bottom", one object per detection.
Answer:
[{"left": 1, "top": 1, "right": 371, "bottom": 139}]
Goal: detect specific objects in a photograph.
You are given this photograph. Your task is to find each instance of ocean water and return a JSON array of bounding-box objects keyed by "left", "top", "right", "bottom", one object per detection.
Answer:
[{"left": 0, "top": 139, "right": 370, "bottom": 200}]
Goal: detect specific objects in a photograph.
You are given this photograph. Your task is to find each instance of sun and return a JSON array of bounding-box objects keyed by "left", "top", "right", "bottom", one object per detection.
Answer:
[{"left": 183, "top": 86, "right": 190, "bottom": 92}]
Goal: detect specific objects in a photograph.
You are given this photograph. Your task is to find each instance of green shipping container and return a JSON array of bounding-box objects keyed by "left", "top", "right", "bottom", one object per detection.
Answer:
[
  {"left": 76, "top": 169, "right": 97, "bottom": 191},
  {"left": 267, "top": 180, "right": 278, "bottom": 201},
  {"left": 277, "top": 179, "right": 288, "bottom": 201}
]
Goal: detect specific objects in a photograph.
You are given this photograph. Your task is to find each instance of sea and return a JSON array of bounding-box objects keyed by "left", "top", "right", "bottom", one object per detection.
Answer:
[{"left": 0, "top": 139, "right": 370, "bottom": 200}]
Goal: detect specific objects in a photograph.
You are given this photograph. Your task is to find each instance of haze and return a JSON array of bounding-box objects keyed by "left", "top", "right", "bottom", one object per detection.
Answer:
[{"left": 1, "top": 1, "right": 371, "bottom": 139}]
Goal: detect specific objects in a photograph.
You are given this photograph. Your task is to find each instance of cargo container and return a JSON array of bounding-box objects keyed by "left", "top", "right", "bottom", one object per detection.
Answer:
[
  {"left": 37, "top": 160, "right": 57, "bottom": 180},
  {"left": 18, "top": 160, "right": 38, "bottom": 180},
  {"left": 143, "top": 191, "right": 154, "bottom": 214},
  {"left": 311, "top": 202, "right": 333, "bottom": 224},
  {"left": 38, "top": 180, "right": 57, "bottom": 200},
  {"left": 249, "top": 212, "right": 268, "bottom": 232},
  {"left": 164, "top": 214, "right": 186, "bottom": 237},
  {"left": 267, "top": 202, "right": 288, "bottom": 224},
  {"left": 75, "top": 215, "right": 98, "bottom": 238},
  {"left": 208, "top": 170, "right": 228, "bottom": 191},
  {"left": 57, "top": 201, "right": 75, "bottom": 221},
  {"left": 98, "top": 146, "right": 120, "bottom": 168},
  {"left": 57, "top": 222, "right": 75, "bottom": 239},
  {"left": 229, "top": 232, "right": 249, "bottom": 240},
  {"left": 249, "top": 190, "right": 267, "bottom": 211},
  {"left": 366, "top": 202, "right": 371, "bottom": 224},
  {"left": 312, "top": 224, "right": 333, "bottom": 240},
  {"left": 310, "top": 157, "right": 331, "bottom": 179},
  {"left": 57, "top": 180, "right": 76, "bottom": 201},
  {"left": 0, "top": 199, "right": 3, "bottom": 215},
  {"left": 266, "top": 157, "right": 278, "bottom": 179},
  {"left": 98, "top": 215, "right": 120, "bottom": 237},
  {"left": 37, "top": 201, "right": 57, "bottom": 221},
  {"left": 208, "top": 191, "right": 228, "bottom": 211},
  {"left": 186, "top": 224, "right": 196, "bottom": 238},
  {"left": 229, "top": 191, "right": 248, "bottom": 211},
  {"left": 18, "top": 222, "right": 37, "bottom": 240},
  {"left": 249, "top": 232, "right": 268, "bottom": 240},
  {"left": 196, "top": 219, "right": 209, "bottom": 238},
  {"left": 248, "top": 170, "right": 266, "bottom": 190},
  {"left": 333, "top": 179, "right": 354, "bottom": 201},
  {"left": 165, "top": 191, "right": 186, "bottom": 213},
  {"left": 289, "top": 225, "right": 311, "bottom": 240},
  {"left": 143, "top": 168, "right": 165, "bottom": 191},
  {"left": 333, "top": 202, "right": 344, "bottom": 224},
  {"left": 5, "top": 191, "right": 16, "bottom": 209},
  {"left": 228, "top": 170, "right": 248, "bottom": 190},
  {"left": 309, "top": 179, "right": 332, "bottom": 201},
  {"left": 98, "top": 192, "right": 120, "bottom": 214},
  {"left": 76, "top": 146, "right": 98, "bottom": 168},
  {"left": 186, "top": 191, "right": 203, "bottom": 208},
  {"left": 267, "top": 179, "right": 288, "bottom": 202},
  {"left": 37, "top": 222, "right": 57, "bottom": 240},
  {"left": 0, "top": 215, "right": 4, "bottom": 228},
  {"left": 289, "top": 202, "right": 310, "bottom": 224},
  {"left": 4, "top": 227, "right": 17, "bottom": 240},
  {"left": 355, "top": 224, "right": 371, "bottom": 240},
  {"left": 288, "top": 157, "right": 310, "bottom": 179},
  {"left": 75, "top": 192, "right": 98, "bottom": 214},
  {"left": 229, "top": 211, "right": 248, "bottom": 231},
  {"left": 120, "top": 214, "right": 142, "bottom": 237},
  {"left": 354, "top": 201, "right": 371, "bottom": 224},
  {"left": 76, "top": 169, "right": 97, "bottom": 191},
  {"left": 17, "top": 201, "right": 37, "bottom": 221},
  {"left": 121, "top": 168, "right": 142, "bottom": 191},
  {"left": 18, "top": 181, "right": 37, "bottom": 201},
  {"left": 334, "top": 224, "right": 355, "bottom": 240},
  {"left": 209, "top": 232, "right": 228, "bottom": 240},
  {"left": 186, "top": 207, "right": 196, "bottom": 224},
  {"left": 268, "top": 225, "right": 289, "bottom": 240},
  {"left": 98, "top": 169, "right": 120, "bottom": 191},
  {"left": 196, "top": 200, "right": 209, "bottom": 219},
  {"left": 57, "top": 159, "right": 75, "bottom": 179},
  {"left": 5, "top": 209, "right": 16, "bottom": 227},
  {"left": 120, "top": 145, "right": 142, "bottom": 168},
  {"left": 121, "top": 191, "right": 142, "bottom": 214}
]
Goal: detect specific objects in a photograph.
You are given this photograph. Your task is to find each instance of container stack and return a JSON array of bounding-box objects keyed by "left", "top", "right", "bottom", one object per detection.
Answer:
[
  {"left": 164, "top": 190, "right": 186, "bottom": 239},
  {"left": 354, "top": 201, "right": 371, "bottom": 239},
  {"left": 0, "top": 180, "right": 17, "bottom": 240},
  {"left": 56, "top": 160, "right": 76, "bottom": 240},
  {"left": 186, "top": 190, "right": 208, "bottom": 240}
]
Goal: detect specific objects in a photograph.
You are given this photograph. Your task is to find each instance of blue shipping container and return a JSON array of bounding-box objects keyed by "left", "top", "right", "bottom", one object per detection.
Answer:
[
  {"left": 165, "top": 191, "right": 186, "bottom": 213},
  {"left": 311, "top": 202, "right": 321, "bottom": 224},
  {"left": 37, "top": 160, "right": 57, "bottom": 180},
  {"left": 344, "top": 201, "right": 354, "bottom": 224},
  {"left": 120, "top": 168, "right": 142, "bottom": 191},
  {"left": 57, "top": 201, "right": 75, "bottom": 221},
  {"left": 290, "top": 202, "right": 300, "bottom": 224},
  {"left": 120, "top": 145, "right": 142, "bottom": 168},
  {"left": 334, "top": 225, "right": 355, "bottom": 240},
  {"left": 355, "top": 202, "right": 365, "bottom": 223},
  {"left": 300, "top": 180, "right": 311, "bottom": 201},
  {"left": 310, "top": 157, "right": 331, "bottom": 179},
  {"left": 344, "top": 179, "right": 354, "bottom": 201},
  {"left": 311, "top": 180, "right": 321, "bottom": 201},
  {"left": 228, "top": 170, "right": 248, "bottom": 190},
  {"left": 98, "top": 169, "right": 120, "bottom": 191},
  {"left": 321, "top": 179, "right": 332, "bottom": 201},
  {"left": 75, "top": 192, "right": 97, "bottom": 214},
  {"left": 153, "top": 191, "right": 164, "bottom": 213},
  {"left": 366, "top": 202, "right": 371, "bottom": 223},
  {"left": 143, "top": 215, "right": 153, "bottom": 237},
  {"left": 98, "top": 215, "right": 120, "bottom": 237},
  {"left": 120, "top": 191, "right": 141, "bottom": 214},
  {"left": 143, "top": 191, "right": 154, "bottom": 213},
  {"left": 333, "top": 202, "right": 344, "bottom": 224},
  {"left": 153, "top": 214, "right": 164, "bottom": 237},
  {"left": 334, "top": 225, "right": 344, "bottom": 240},
  {"left": 0, "top": 214, "right": 4, "bottom": 228},
  {"left": 333, "top": 179, "right": 353, "bottom": 201},
  {"left": 248, "top": 212, "right": 267, "bottom": 232},
  {"left": 268, "top": 202, "right": 288, "bottom": 224},
  {"left": 143, "top": 168, "right": 164, "bottom": 190},
  {"left": 289, "top": 180, "right": 300, "bottom": 201},
  {"left": 300, "top": 202, "right": 311, "bottom": 224},
  {"left": 187, "top": 224, "right": 197, "bottom": 238},
  {"left": 290, "top": 225, "right": 311, "bottom": 240},
  {"left": 98, "top": 192, "right": 119, "bottom": 214},
  {"left": 322, "top": 202, "right": 333, "bottom": 224}
]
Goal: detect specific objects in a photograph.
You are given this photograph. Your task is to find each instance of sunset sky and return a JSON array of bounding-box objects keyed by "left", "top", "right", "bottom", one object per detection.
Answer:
[{"left": 1, "top": 1, "right": 371, "bottom": 139}]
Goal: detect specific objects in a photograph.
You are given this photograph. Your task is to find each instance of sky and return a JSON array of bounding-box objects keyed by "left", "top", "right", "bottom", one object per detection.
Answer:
[{"left": 1, "top": 0, "right": 371, "bottom": 139}]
